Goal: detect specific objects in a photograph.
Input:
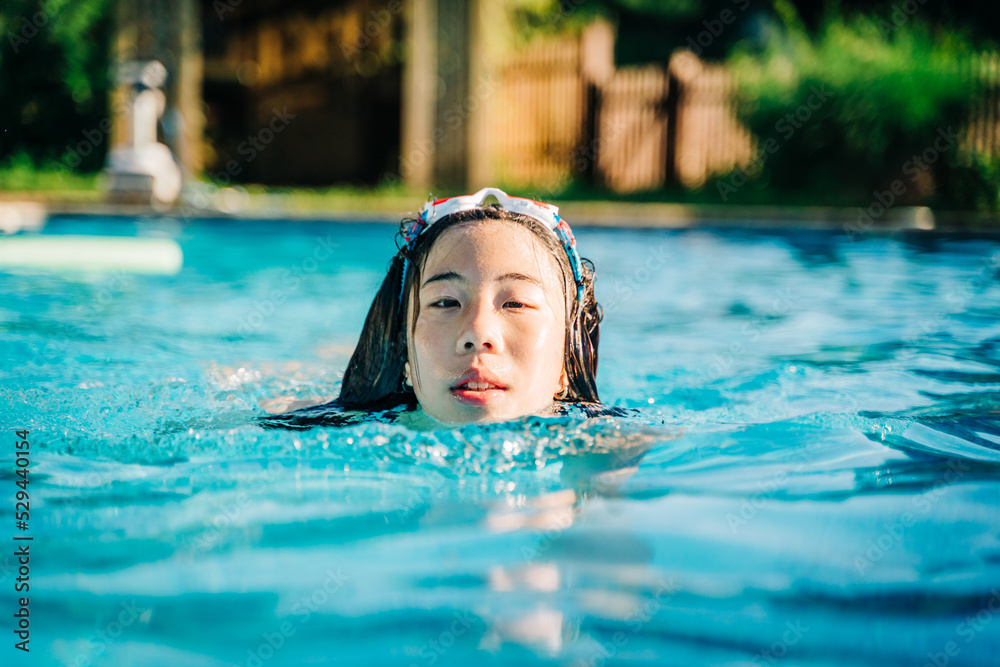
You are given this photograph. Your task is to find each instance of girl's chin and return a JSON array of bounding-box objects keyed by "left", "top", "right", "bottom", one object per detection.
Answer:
[
  {"left": 422, "top": 401, "right": 513, "bottom": 426},
  {"left": 417, "top": 392, "right": 558, "bottom": 425}
]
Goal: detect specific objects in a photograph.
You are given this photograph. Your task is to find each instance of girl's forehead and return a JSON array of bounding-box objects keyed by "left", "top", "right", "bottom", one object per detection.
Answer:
[
  {"left": 408, "top": 220, "right": 568, "bottom": 327},
  {"left": 427, "top": 220, "right": 554, "bottom": 268}
]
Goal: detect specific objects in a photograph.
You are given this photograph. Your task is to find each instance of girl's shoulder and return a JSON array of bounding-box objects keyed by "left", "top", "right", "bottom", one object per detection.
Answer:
[
  {"left": 549, "top": 400, "right": 643, "bottom": 420},
  {"left": 257, "top": 392, "right": 417, "bottom": 430},
  {"left": 259, "top": 396, "right": 646, "bottom": 431}
]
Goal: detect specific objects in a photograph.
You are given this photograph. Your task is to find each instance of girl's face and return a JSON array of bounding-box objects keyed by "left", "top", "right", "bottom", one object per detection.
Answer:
[{"left": 407, "top": 220, "right": 568, "bottom": 424}]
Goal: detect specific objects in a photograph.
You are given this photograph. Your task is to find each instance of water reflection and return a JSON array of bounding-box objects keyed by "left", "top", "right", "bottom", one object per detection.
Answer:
[{"left": 475, "top": 434, "right": 656, "bottom": 654}]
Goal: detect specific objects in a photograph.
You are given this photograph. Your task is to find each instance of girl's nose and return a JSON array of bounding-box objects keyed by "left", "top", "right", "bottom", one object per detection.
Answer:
[{"left": 457, "top": 299, "right": 502, "bottom": 353}]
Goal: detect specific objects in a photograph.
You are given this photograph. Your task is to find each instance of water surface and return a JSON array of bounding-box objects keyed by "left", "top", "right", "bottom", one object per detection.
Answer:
[{"left": 2, "top": 216, "right": 999, "bottom": 666}]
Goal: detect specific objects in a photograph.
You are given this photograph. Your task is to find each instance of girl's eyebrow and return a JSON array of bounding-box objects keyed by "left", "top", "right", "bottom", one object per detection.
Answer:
[{"left": 421, "top": 271, "right": 542, "bottom": 289}]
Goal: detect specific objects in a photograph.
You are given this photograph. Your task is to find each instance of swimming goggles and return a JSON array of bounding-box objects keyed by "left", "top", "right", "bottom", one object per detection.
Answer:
[{"left": 399, "top": 187, "right": 585, "bottom": 310}]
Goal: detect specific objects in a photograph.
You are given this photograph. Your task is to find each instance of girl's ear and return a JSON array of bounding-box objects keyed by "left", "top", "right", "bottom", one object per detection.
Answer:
[{"left": 555, "top": 366, "right": 569, "bottom": 399}]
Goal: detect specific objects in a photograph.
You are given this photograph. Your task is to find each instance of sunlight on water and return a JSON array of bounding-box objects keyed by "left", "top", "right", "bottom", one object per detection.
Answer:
[{"left": 2, "top": 217, "right": 1000, "bottom": 666}]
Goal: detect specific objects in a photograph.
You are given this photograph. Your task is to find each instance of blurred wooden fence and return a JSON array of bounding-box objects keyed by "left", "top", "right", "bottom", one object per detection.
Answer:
[
  {"left": 491, "top": 27, "right": 1000, "bottom": 195},
  {"left": 594, "top": 51, "right": 753, "bottom": 191},
  {"left": 962, "top": 52, "right": 1000, "bottom": 163},
  {"left": 489, "top": 25, "right": 753, "bottom": 193},
  {"left": 594, "top": 65, "right": 670, "bottom": 192},
  {"left": 489, "top": 37, "right": 592, "bottom": 189}
]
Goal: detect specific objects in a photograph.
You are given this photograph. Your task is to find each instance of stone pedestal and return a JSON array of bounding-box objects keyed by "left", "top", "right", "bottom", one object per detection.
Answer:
[{"left": 105, "top": 60, "right": 182, "bottom": 206}]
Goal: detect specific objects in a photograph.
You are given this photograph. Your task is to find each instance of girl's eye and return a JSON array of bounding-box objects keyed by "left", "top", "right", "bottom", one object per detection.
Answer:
[
  {"left": 427, "top": 298, "right": 531, "bottom": 309},
  {"left": 430, "top": 298, "right": 459, "bottom": 308}
]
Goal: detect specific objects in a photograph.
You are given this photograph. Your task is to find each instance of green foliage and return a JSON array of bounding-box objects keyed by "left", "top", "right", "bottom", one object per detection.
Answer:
[
  {"left": 507, "top": 0, "right": 610, "bottom": 42},
  {"left": 0, "top": 152, "right": 102, "bottom": 192},
  {"left": 0, "top": 0, "right": 113, "bottom": 173},
  {"left": 725, "top": 3, "right": 1000, "bottom": 211},
  {"left": 508, "top": 0, "right": 719, "bottom": 45},
  {"left": 510, "top": 0, "right": 757, "bottom": 63},
  {"left": 600, "top": 0, "right": 702, "bottom": 19}
]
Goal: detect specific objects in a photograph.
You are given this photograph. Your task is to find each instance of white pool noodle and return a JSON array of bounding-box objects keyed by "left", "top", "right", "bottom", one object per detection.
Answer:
[{"left": 0, "top": 235, "right": 183, "bottom": 274}]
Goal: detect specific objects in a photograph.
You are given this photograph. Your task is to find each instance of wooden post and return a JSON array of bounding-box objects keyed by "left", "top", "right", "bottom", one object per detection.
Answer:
[
  {"left": 664, "top": 68, "right": 679, "bottom": 185},
  {"left": 402, "top": 0, "right": 492, "bottom": 192},
  {"left": 171, "top": 0, "right": 203, "bottom": 175},
  {"left": 432, "top": 0, "right": 469, "bottom": 189},
  {"left": 401, "top": 0, "right": 437, "bottom": 191},
  {"left": 467, "top": 0, "right": 498, "bottom": 189}
]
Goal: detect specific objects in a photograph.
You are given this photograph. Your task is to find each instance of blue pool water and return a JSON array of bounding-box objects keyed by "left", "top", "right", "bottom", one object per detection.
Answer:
[{"left": 2, "top": 215, "right": 1000, "bottom": 666}]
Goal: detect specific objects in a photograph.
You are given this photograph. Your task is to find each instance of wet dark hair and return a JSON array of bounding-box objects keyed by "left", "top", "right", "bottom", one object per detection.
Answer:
[{"left": 336, "top": 205, "right": 603, "bottom": 409}]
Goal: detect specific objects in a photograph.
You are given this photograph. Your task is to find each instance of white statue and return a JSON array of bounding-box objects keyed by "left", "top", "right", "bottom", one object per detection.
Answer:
[{"left": 105, "top": 60, "right": 183, "bottom": 206}]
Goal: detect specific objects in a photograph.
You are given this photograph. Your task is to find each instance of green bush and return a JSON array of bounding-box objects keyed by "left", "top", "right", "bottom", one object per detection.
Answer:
[
  {"left": 724, "top": 2, "right": 1000, "bottom": 211},
  {"left": 0, "top": 0, "right": 113, "bottom": 174}
]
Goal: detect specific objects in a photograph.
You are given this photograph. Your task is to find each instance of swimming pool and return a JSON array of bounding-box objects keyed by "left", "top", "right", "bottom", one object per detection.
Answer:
[{"left": 3, "top": 215, "right": 1000, "bottom": 666}]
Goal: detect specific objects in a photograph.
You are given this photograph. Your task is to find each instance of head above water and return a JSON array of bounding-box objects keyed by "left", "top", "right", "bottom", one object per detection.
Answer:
[{"left": 338, "top": 187, "right": 602, "bottom": 424}]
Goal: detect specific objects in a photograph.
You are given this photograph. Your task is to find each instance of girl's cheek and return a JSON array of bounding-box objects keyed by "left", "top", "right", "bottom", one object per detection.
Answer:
[
  {"left": 520, "top": 321, "right": 556, "bottom": 348},
  {"left": 413, "top": 316, "right": 434, "bottom": 339}
]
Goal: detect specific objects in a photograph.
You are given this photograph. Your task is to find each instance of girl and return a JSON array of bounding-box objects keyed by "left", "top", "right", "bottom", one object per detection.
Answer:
[{"left": 262, "top": 187, "right": 631, "bottom": 430}]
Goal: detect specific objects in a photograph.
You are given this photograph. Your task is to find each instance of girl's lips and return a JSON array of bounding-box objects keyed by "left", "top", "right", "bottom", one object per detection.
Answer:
[{"left": 451, "top": 386, "right": 506, "bottom": 406}]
